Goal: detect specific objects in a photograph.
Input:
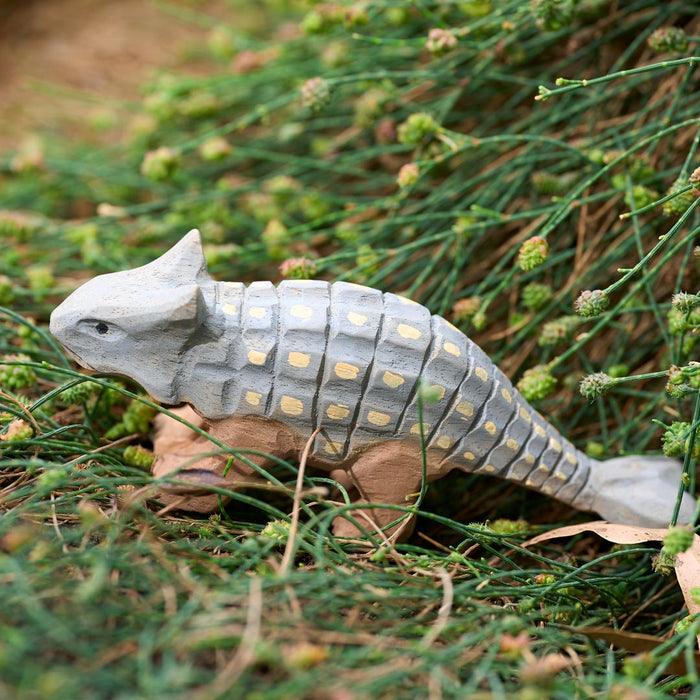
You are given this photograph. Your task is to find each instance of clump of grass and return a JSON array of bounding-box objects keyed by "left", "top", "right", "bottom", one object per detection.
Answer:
[{"left": 2, "top": 0, "right": 700, "bottom": 696}]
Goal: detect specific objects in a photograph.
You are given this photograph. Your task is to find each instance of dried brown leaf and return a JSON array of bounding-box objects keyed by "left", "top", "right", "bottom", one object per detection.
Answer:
[{"left": 524, "top": 520, "right": 700, "bottom": 652}]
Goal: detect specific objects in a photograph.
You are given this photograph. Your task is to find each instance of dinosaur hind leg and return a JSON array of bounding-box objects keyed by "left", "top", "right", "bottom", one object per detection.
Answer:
[{"left": 331, "top": 441, "right": 427, "bottom": 542}]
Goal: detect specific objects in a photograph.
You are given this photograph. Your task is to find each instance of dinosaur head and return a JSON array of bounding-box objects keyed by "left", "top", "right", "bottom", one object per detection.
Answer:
[{"left": 50, "top": 229, "right": 210, "bottom": 404}]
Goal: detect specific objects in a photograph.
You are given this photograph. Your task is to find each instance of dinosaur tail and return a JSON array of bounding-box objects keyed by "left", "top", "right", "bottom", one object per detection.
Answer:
[{"left": 569, "top": 454, "right": 696, "bottom": 528}]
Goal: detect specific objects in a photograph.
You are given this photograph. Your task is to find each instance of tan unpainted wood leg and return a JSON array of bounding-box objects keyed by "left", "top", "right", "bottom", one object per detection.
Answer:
[
  {"left": 151, "top": 408, "right": 289, "bottom": 512},
  {"left": 331, "top": 440, "right": 427, "bottom": 542}
]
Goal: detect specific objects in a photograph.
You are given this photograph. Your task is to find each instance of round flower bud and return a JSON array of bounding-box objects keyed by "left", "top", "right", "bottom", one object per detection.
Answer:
[
  {"left": 662, "top": 178, "right": 698, "bottom": 216},
  {"left": 666, "top": 380, "right": 692, "bottom": 398},
  {"left": 301, "top": 77, "right": 331, "bottom": 112},
  {"left": 1, "top": 419, "right": 33, "bottom": 442},
  {"left": 530, "top": 0, "right": 575, "bottom": 31},
  {"left": 652, "top": 548, "right": 676, "bottom": 575},
  {"left": 517, "top": 236, "right": 549, "bottom": 271},
  {"left": 517, "top": 365, "right": 556, "bottom": 402},
  {"left": 123, "top": 445, "right": 155, "bottom": 469},
  {"left": 663, "top": 526, "right": 694, "bottom": 556},
  {"left": 425, "top": 28, "right": 458, "bottom": 57},
  {"left": 579, "top": 372, "right": 614, "bottom": 399},
  {"left": 661, "top": 421, "right": 697, "bottom": 458},
  {"left": 672, "top": 292, "right": 699, "bottom": 313},
  {"left": 538, "top": 315, "right": 578, "bottom": 347},
  {"left": 689, "top": 166, "right": 700, "bottom": 189},
  {"left": 574, "top": 289, "right": 609, "bottom": 318},
  {"left": 397, "top": 112, "right": 438, "bottom": 146},
  {"left": 279, "top": 257, "right": 318, "bottom": 280},
  {"left": 397, "top": 162, "right": 420, "bottom": 188},
  {"left": 260, "top": 519, "right": 291, "bottom": 543},
  {"left": 0, "top": 354, "right": 36, "bottom": 391},
  {"left": 647, "top": 27, "right": 688, "bottom": 53},
  {"left": 198, "top": 136, "right": 233, "bottom": 161},
  {"left": 140, "top": 146, "right": 180, "bottom": 182},
  {"left": 452, "top": 296, "right": 481, "bottom": 322},
  {"left": 521, "top": 282, "right": 552, "bottom": 311}
]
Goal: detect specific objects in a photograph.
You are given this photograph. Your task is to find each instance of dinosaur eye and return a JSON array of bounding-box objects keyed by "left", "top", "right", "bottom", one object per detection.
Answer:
[{"left": 95, "top": 322, "right": 109, "bottom": 335}]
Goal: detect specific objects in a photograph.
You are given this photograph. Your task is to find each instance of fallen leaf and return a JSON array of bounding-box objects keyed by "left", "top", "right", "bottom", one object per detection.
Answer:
[
  {"left": 524, "top": 520, "right": 667, "bottom": 547},
  {"left": 562, "top": 626, "right": 700, "bottom": 675},
  {"left": 524, "top": 520, "right": 700, "bottom": 653}
]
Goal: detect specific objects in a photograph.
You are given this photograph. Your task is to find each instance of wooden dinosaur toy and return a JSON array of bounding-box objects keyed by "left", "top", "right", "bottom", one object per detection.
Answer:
[{"left": 50, "top": 230, "right": 695, "bottom": 535}]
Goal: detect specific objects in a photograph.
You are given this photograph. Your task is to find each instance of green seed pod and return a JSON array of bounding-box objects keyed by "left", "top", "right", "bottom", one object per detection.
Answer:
[
  {"left": 579, "top": 372, "right": 614, "bottom": 399},
  {"left": 663, "top": 526, "right": 694, "bottom": 555},
  {"left": 518, "top": 236, "right": 549, "bottom": 272},
  {"left": 517, "top": 364, "right": 556, "bottom": 402},
  {"left": 397, "top": 163, "right": 420, "bottom": 188},
  {"left": 279, "top": 257, "right": 318, "bottom": 280},
  {"left": 123, "top": 445, "right": 155, "bottom": 470},
  {"left": 538, "top": 315, "right": 579, "bottom": 347},
  {"left": 140, "top": 147, "right": 181, "bottom": 182},
  {"left": 647, "top": 27, "right": 689, "bottom": 53},
  {"left": 662, "top": 178, "right": 698, "bottom": 216},
  {"left": 397, "top": 112, "right": 439, "bottom": 146},
  {"left": 574, "top": 289, "right": 609, "bottom": 317},
  {"left": 521, "top": 282, "right": 552, "bottom": 311},
  {"left": 301, "top": 77, "right": 331, "bottom": 112}
]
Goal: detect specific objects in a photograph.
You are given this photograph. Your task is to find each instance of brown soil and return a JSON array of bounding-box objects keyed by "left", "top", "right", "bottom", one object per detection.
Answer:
[{"left": 0, "top": 0, "right": 229, "bottom": 150}]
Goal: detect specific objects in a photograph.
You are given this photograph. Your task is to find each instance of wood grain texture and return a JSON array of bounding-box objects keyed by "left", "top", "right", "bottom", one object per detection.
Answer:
[{"left": 50, "top": 230, "right": 696, "bottom": 531}]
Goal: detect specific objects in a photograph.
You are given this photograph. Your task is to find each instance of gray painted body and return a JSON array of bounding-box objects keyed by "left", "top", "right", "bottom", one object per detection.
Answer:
[{"left": 49, "top": 230, "right": 696, "bottom": 528}]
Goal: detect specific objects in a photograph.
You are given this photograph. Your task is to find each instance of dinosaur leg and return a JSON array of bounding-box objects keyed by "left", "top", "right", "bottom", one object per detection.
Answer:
[
  {"left": 331, "top": 441, "right": 427, "bottom": 542},
  {"left": 151, "top": 409, "right": 297, "bottom": 513}
]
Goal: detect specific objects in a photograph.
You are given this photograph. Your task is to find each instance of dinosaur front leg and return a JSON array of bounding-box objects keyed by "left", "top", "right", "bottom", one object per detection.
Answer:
[
  {"left": 151, "top": 410, "right": 297, "bottom": 512},
  {"left": 331, "top": 441, "right": 427, "bottom": 541}
]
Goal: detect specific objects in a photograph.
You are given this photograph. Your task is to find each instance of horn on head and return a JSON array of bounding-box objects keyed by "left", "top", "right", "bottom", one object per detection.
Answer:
[{"left": 148, "top": 229, "right": 210, "bottom": 282}]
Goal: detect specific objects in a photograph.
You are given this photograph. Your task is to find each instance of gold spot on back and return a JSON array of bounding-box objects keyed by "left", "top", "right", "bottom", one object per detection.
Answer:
[
  {"left": 475, "top": 367, "right": 489, "bottom": 382},
  {"left": 429, "top": 384, "right": 446, "bottom": 401},
  {"left": 524, "top": 453, "right": 535, "bottom": 465},
  {"left": 549, "top": 437, "right": 562, "bottom": 452},
  {"left": 483, "top": 464, "right": 497, "bottom": 473},
  {"left": 410, "top": 422, "right": 430, "bottom": 436},
  {"left": 288, "top": 351, "right": 311, "bottom": 368},
  {"left": 565, "top": 452, "right": 577, "bottom": 465},
  {"left": 367, "top": 410, "right": 391, "bottom": 427},
  {"left": 245, "top": 391, "right": 262, "bottom": 406},
  {"left": 347, "top": 311, "right": 367, "bottom": 326},
  {"left": 436, "top": 435, "right": 451, "bottom": 449},
  {"left": 397, "top": 295, "right": 419, "bottom": 306},
  {"left": 382, "top": 370, "right": 405, "bottom": 388},
  {"left": 501, "top": 387, "right": 512, "bottom": 403},
  {"left": 534, "top": 424, "right": 546, "bottom": 438},
  {"left": 221, "top": 303, "right": 238, "bottom": 316},
  {"left": 249, "top": 306, "right": 267, "bottom": 319},
  {"left": 506, "top": 438, "right": 519, "bottom": 451},
  {"left": 397, "top": 323, "right": 422, "bottom": 340},
  {"left": 519, "top": 406, "right": 531, "bottom": 423},
  {"left": 326, "top": 404, "right": 350, "bottom": 420},
  {"left": 247, "top": 350, "right": 267, "bottom": 366},
  {"left": 280, "top": 396, "right": 304, "bottom": 416},
  {"left": 554, "top": 471, "right": 567, "bottom": 481},
  {"left": 323, "top": 440, "right": 342, "bottom": 456},
  {"left": 536, "top": 463, "right": 550, "bottom": 474},
  {"left": 443, "top": 342, "right": 461, "bottom": 357},
  {"left": 463, "top": 451, "right": 476, "bottom": 461},
  {"left": 334, "top": 362, "right": 359, "bottom": 380},
  {"left": 456, "top": 401, "right": 474, "bottom": 417},
  {"left": 290, "top": 305, "right": 313, "bottom": 320},
  {"left": 484, "top": 421, "right": 497, "bottom": 435}
]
